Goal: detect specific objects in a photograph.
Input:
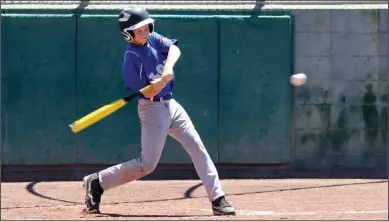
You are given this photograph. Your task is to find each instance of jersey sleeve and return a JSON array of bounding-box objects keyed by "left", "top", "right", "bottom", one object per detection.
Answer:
[
  {"left": 122, "top": 52, "right": 146, "bottom": 91},
  {"left": 153, "top": 32, "right": 179, "bottom": 54}
]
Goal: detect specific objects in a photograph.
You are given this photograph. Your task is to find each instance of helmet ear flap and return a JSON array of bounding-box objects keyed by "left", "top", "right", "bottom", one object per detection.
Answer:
[
  {"left": 122, "top": 30, "right": 135, "bottom": 42},
  {"left": 128, "top": 30, "right": 135, "bottom": 40},
  {"left": 149, "top": 23, "right": 154, "bottom": 33}
]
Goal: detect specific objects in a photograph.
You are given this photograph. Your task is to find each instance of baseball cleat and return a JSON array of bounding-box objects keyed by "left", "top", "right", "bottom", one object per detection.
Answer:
[
  {"left": 211, "top": 196, "right": 236, "bottom": 216},
  {"left": 83, "top": 173, "right": 104, "bottom": 214}
]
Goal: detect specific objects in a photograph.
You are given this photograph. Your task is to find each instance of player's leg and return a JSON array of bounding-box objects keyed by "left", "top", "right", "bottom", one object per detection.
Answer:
[
  {"left": 83, "top": 99, "right": 171, "bottom": 213},
  {"left": 167, "top": 99, "right": 236, "bottom": 216}
]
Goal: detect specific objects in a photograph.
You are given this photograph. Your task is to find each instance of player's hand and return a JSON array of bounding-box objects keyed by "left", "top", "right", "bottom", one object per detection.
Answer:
[
  {"left": 151, "top": 77, "right": 168, "bottom": 91},
  {"left": 142, "top": 78, "right": 167, "bottom": 98}
]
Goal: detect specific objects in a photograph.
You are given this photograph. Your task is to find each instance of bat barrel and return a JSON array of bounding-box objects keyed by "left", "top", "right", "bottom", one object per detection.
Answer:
[
  {"left": 68, "top": 85, "right": 150, "bottom": 133},
  {"left": 69, "top": 99, "right": 127, "bottom": 133}
]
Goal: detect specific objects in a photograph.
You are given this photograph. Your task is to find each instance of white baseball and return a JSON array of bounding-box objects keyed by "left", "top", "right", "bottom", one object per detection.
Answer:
[{"left": 290, "top": 73, "right": 307, "bottom": 86}]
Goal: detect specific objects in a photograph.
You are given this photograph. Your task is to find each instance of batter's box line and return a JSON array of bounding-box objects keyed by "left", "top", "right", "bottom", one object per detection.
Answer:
[{"left": 198, "top": 209, "right": 388, "bottom": 216}]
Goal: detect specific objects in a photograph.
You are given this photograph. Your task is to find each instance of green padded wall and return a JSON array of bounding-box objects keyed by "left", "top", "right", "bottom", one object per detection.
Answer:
[
  {"left": 1, "top": 16, "right": 5, "bottom": 165},
  {"left": 219, "top": 15, "right": 293, "bottom": 163},
  {"left": 1, "top": 12, "right": 293, "bottom": 165},
  {"left": 76, "top": 15, "right": 219, "bottom": 164},
  {"left": 1, "top": 14, "right": 77, "bottom": 164}
]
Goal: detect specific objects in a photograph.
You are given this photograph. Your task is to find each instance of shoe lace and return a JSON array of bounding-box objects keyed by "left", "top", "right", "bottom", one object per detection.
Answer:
[{"left": 220, "top": 198, "right": 232, "bottom": 208}]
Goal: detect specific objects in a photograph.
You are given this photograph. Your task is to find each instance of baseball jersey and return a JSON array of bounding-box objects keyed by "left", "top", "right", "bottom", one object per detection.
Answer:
[{"left": 122, "top": 32, "right": 178, "bottom": 100}]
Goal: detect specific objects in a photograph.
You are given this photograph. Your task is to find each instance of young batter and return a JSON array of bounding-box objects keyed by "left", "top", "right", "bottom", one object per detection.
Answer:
[{"left": 82, "top": 6, "right": 236, "bottom": 216}]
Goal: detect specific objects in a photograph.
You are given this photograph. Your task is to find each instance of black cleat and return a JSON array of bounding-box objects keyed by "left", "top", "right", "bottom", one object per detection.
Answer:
[
  {"left": 212, "top": 196, "right": 236, "bottom": 216},
  {"left": 83, "top": 173, "right": 104, "bottom": 214}
]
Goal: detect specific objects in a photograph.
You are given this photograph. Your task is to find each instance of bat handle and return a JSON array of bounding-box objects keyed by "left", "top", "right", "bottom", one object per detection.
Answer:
[
  {"left": 123, "top": 85, "right": 153, "bottom": 102},
  {"left": 139, "top": 85, "right": 152, "bottom": 94}
]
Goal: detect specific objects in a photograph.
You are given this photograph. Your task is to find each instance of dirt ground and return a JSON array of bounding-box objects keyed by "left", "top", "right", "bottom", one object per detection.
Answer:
[{"left": 1, "top": 179, "right": 388, "bottom": 220}]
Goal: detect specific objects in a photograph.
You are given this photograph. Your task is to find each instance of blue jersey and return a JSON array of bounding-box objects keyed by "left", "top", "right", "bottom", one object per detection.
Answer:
[{"left": 121, "top": 32, "right": 178, "bottom": 100}]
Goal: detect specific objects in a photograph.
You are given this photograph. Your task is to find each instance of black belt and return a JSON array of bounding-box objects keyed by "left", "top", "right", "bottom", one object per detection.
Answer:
[{"left": 148, "top": 94, "right": 172, "bottom": 102}]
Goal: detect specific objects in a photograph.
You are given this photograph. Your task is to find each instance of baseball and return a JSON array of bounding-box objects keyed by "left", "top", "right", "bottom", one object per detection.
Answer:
[{"left": 290, "top": 73, "right": 307, "bottom": 86}]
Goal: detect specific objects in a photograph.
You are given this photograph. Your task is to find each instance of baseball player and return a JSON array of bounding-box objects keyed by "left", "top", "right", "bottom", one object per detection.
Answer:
[{"left": 82, "top": 6, "right": 236, "bottom": 216}]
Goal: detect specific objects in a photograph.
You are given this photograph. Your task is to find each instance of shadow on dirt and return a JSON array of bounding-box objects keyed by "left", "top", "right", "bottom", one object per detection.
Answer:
[
  {"left": 1, "top": 179, "right": 385, "bottom": 210},
  {"left": 96, "top": 213, "right": 203, "bottom": 218}
]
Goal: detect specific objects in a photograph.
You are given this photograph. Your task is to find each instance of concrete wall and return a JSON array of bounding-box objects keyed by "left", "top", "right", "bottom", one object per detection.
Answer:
[{"left": 291, "top": 8, "right": 388, "bottom": 171}]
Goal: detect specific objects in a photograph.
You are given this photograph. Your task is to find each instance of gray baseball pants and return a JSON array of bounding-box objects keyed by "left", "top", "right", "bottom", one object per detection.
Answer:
[{"left": 98, "top": 98, "right": 225, "bottom": 202}]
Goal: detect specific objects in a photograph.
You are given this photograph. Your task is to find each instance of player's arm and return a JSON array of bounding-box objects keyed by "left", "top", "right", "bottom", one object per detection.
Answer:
[
  {"left": 161, "top": 44, "right": 181, "bottom": 84},
  {"left": 122, "top": 52, "right": 147, "bottom": 92},
  {"left": 150, "top": 33, "right": 180, "bottom": 91}
]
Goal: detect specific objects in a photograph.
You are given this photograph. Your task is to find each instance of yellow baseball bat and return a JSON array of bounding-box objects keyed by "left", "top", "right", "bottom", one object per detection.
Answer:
[{"left": 69, "top": 85, "right": 151, "bottom": 133}]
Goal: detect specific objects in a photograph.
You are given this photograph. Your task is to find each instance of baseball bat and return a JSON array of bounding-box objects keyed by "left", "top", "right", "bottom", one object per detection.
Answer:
[{"left": 69, "top": 85, "right": 152, "bottom": 133}]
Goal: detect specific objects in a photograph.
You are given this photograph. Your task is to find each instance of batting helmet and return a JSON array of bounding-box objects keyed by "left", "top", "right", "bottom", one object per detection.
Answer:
[{"left": 118, "top": 6, "right": 155, "bottom": 42}]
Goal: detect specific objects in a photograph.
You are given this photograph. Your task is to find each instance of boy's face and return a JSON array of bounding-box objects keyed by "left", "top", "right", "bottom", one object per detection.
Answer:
[{"left": 132, "top": 24, "right": 150, "bottom": 45}]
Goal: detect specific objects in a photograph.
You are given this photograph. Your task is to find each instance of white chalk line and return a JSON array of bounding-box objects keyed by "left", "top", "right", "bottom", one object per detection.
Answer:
[{"left": 199, "top": 209, "right": 388, "bottom": 216}]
